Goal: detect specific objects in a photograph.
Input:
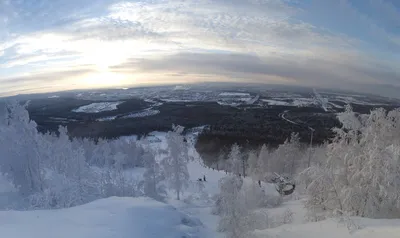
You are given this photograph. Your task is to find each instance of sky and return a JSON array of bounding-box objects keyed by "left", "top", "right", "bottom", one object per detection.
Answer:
[{"left": 0, "top": 0, "right": 399, "bottom": 97}]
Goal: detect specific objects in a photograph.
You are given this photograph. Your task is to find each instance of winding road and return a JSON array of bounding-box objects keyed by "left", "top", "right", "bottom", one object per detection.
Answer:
[{"left": 279, "top": 110, "right": 315, "bottom": 132}]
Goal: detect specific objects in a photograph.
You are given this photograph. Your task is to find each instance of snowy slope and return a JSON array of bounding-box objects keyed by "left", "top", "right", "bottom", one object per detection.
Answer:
[
  {"left": 3, "top": 127, "right": 400, "bottom": 238},
  {"left": 0, "top": 197, "right": 205, "bottom": 238},
  {"left": 254, "top": 216, "right": 400, "bottom": 238}
]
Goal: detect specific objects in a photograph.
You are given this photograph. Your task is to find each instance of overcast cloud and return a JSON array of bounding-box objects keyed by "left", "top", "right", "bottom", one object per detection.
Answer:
[{"left": 0, "top": 0, "right": 399, "bottom": 97}]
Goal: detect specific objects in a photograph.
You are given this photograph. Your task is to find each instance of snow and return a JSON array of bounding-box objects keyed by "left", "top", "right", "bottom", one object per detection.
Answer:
[
  {"left": 48, "top": 117, "right": 78, "bottom": 122},
  {"left": 262, "top": 98, "right": 317, "bottom": 107},
  {"left": 144, "top": 99, "right": 164, "bottom": 107},
  {"left": 216, "top": 93, "right": 257, "bottom": 106},
  {"left": 2, "top": 127, "right": 400, "bottom": 238},
  {"left": 72, "top": 101, "right": 123, "bottom": 113},
  {"left": 246, "top": 95, "right": 260, "bottom": 105},
  {"left": 216, "top": 101, "right": 240, "bottom": 106},
  {"left": 219, "top": 92, "right": 250, "bottom": 97},
  {"left": 3, "top": 144, "right": 400, "bottom": 238},
  {"left": 97, "top": 115, "right": 118, "bottom": 121},
  {"left": 262, "top": 99, "right": 290, "bottom": 106},
  {"left": 254, "top": 216, "right": 400, "bottom": 238},
  {"left": 292, "top": 98, "right": 316, "bottom": 107},
  {"left": 313, "top": 88, "right": 329, "bottom": 112},
  {"left": 329, "top": 102, "right": 344, "bottom": 108},
  {"left": 120, "top": 135, "right": 138, "bottom": 143},
  {"left": 173, "top": 85, "right": 191, "bottom": 90},
  {"left": 160, "top": 99, "right": 199, "bottom": 102},
  {"left": 0, "top": 197, "right": 205, "bottom": 238},
  {"left": 335, "top": 96, "right": 388, "bottom": 106},
  {"left": 121, "top": 109, "right": 160, "bottom": 119}
]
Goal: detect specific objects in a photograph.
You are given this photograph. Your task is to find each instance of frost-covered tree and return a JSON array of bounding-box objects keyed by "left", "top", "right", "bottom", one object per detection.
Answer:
[
  {"left": 217, "top": 176, "right": 254, "bottom": 238},
  {"left": 0, "top": 101, "right": 45, "bottom": 196},
  {"left": 0, "top": 102, "right": 142, "bottom": 209},
  {"left": 269, "top": 132, "right": 302, "bottom": 176},
  {"left": 242, "top": 180, "right": 270, "bottom": 210},
  {"left": 161, "top": 125, "right": 190, "bottom": 200},
  {"left": 112, "top": 139, "right": 145, "bottom": 168},
  {"left": 247, "top": 150, "right": 261, "bottom": 181},
  {"left": 228, "top": 143, "right": 243, "bottom": 176},
  {"left": 258, "top": 144, "right": 269, "bottom": 169},
  {"left": 90, "top": 139, "right": 113, "bottom": 167},
  {"left": 140, "top": 145, "right": 166, "bottom": 201},
  {"left": 304, "top": 107, "right": 400, "bottom": 219}
]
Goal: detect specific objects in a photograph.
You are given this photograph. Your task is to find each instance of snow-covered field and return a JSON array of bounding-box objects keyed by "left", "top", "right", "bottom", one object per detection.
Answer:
[
  {"left": 262, "top": 98, "right": 318, "bottom": 107},
  {"left": 219, "top": 92, "right": 250, "bottom": 97},
  {"left": 0, "top": 197, "right": 205, "bottom": 238},
  {"left": 96, "top": 115, "right": 118, "bottom": 121},
  {"left": 121, "top": 109, "right": 160, "bottom": 119},
  {"left": 334, "top": 96, "right": 388, "bottom": 106},
  {"left": 72, "top": 101, "right": 123, "bottom": 113},
  {"left": 262, "top": 99, "right": 290, "bottom": 106},
  {"left": 217, "top": 92, "right": 259, "bottom": 106}
]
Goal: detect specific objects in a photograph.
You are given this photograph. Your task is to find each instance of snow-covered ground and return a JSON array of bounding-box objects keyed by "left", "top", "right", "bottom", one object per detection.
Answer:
[
  {"left": 174, "top": 85, "right": 191, "bottom": 90},
  {"left": 96, "top": 115, "right": 118, "bottom": 121},
  {"left": 254, "top": 214, "right": 400, "bottom": 238},
  {"left": 334, "top": 96, "right": 388, "bottom": 106},
  {"left": 216, "top": 92, "right": 261, "bottom": 106},
  {"left": 262, "top": 99, "right": 290, "bottom": 106},
  {"left": 292, "top": 98, "right": 317, "bottom": 107},
  {"left": 219, "top": 92, "right": 250, "bottom": 97},
  {"left": 0, "top": 197, "right": 205, "bottom": 238},
  {"left": 262, "top": 98, "right": 318, "bottom": 107},
  {"left": 121, "top": 109, "right": 160, "bottom": 119},
  {"left": 72, "top": 101, "right": 123, "bottom": 113},
  {"left": 2, "top": 151, "right": 400, "bottom": 238}
]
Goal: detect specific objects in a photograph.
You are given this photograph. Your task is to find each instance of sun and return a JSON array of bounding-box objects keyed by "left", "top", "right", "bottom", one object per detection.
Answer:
[{"left": 81, "top": 71, "right": 127, "bottom": 88}]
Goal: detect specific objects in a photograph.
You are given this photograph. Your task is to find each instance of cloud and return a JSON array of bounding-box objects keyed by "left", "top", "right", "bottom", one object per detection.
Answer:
[
  {"left": 2, "top": 0, "right": 351, "bottom": 64},
  {"left": 1, "top": 68, "right": 94, "bottom": 85},
  {"left": 111, "top": 51, "right": 400, "bottom": 88},
  {"left": 0, "top": 0, "right": 399, "bottom": 96},
  {"left": 0, "top": 67, "right": 96, "bottom": 97},
  {"left": 1, "top": 52, "right": 79, "bottom": 68}
]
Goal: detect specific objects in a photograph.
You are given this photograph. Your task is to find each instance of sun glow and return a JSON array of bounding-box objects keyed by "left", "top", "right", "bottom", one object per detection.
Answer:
[{"left": 81, "top": 71, "right": 128, "bottom": 87}]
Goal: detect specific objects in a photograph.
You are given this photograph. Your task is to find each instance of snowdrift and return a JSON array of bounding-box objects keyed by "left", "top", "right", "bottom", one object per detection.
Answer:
[
  {"left": 0, "top": 197, "right": 204, "bottom": 238},
  {"left": 254, "top": 217, "right": 400, "bottom": 238}
]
